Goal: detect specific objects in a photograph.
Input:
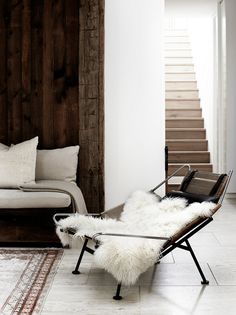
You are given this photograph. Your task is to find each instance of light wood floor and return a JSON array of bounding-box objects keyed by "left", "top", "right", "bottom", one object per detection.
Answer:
[{"left": 41, "top": 198, "right": 236, "bottom": 315}]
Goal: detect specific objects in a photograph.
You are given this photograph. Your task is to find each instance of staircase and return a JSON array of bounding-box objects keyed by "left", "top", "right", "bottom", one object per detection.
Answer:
[{"left": 165, "top": 29, "right": 212, "bottom": 192}]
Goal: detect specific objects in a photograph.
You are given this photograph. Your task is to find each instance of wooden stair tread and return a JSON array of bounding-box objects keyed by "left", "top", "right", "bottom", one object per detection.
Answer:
[
  {"left": 166, "top": 184, "right": 180, "bottom": 193},
  {"left": 169, "top": 150, "right": 209, "bottom": 153},
  {"left": 166, "top": 140, "right": 208, "bottom": 151},
  {"left": 166, "top": 80, "right": 197, "bottom": 82},
  {"left": 166, "top": 127, "right": 206, "bottom": 140},
  {"left": 169, "top": 163, "right": 212, "bottom": 168},
  {"left": 166, "top": 72, "right": 195, "bottom": 74},
  {"left": 168, "top": 177, "right": 184, "bottom": 184},
  {"left": 166, "top": 108, "right": 201, "bottom": 111},
  {"left": 165, "top": 65, "right": 194, "bottom": 66},
  {"left": 166, "top": 98, "right": 200, "bottom": 101},
  {"left": 165, "top": 64, "right": 193, "bottom": 66},
  {"left": 165, "top": 63, "right": 193, "bottom": 65},
  {"left": 166, "top": 75, "right": 196, "bottom": 81},
  {"left": 166, "top": 118, "right": 203, "bottom": 120},
  {"left": 165, "top": 49, "right": 192, "bottom": 51},
  {"left": 166, "top": 89, "right": 199, "bottom": 91},
  {"left": 166, "top": 83, "right": 197, "bottom": 89},
  {"left": 168, "top": 152, "right": 210, "bottom": 163},
  {"left": 166, "top": 118, "right": 204, "bottom": 128},
  {"left": 166, "top": 109, "right": 202, "bottom": 118},
  {"left": 165, "top": 63, "right": 193, "bottom": 66},
  {"left": 167, "top": 139, "right": 207, "bottom": 142},
  {"left": 166, "top": 128, "right": 205, "bottom": 131}
]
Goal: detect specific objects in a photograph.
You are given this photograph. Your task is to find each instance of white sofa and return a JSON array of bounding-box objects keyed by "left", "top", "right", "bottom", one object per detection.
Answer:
[{"left": 0, "top": 144, "right": 87, "bottom": 245}]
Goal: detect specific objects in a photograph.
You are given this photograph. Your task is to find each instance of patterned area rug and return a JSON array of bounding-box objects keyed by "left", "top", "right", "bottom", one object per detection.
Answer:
[{"left": 0, "top": 249, "right": 63, "bottom": 315}]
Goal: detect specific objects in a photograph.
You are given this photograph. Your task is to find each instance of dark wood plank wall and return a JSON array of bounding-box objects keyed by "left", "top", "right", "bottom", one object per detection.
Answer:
[{"left": 0, "top": 0, "right": 104, "bottom": 213}]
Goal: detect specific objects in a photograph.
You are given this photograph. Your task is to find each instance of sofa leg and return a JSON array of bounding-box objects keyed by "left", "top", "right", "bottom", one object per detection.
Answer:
[
  {"left": 72, "top": 238, "right": 88, "bottom": 275},
  {"left": 113, "top": 283, "right": 122, "bottom": 300}
]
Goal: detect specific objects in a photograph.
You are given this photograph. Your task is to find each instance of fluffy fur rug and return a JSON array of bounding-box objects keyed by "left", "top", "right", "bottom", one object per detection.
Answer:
[{"left": 56, "top": 191, "right": 216, "bottom": 285}]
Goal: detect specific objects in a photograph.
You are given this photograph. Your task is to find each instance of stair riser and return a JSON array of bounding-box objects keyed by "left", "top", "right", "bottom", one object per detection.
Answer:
[
  {"left": 166, "top": 119, "right": 204, "bottom": 128},
  {"left": 165, "top": 50, "right": 192, "bottom": 57},
  {"left": 166, "top": 141, "right": 208, "bottom": 151},
  {"left": 166, "top": 100, "right": 200, "bottom": 109},
  {"left": 165, "top": 57, "right": 193, "bottom": 64},
  {"left": 166, "top": 109, "right": 202, "bottom": 118},
  {"left": 166, "top": 130, "right": 206, "bottom": 139},
  {"left": 166, "top": 73, "right": 196, "bottom": 81},
  {"left": 166, "top": 91, "right": 199, "bottom": 99},
  {"left": 165, "top": 43, "right": 191, "bottom": 50},
  {"left": 165, "top": 36, "right": 189, "bottom": 43},
  {"left": 168, "top": 164, "right": 213, "bottom": 175},
  {"left": 169, "top": 153, "right": 210, "bottom": 163},
  {"left": 166, "top": 82, "right": 197, "bottom": 90},
  {"left": 165, "top": 65, "right": 194, "bottom": 73}
]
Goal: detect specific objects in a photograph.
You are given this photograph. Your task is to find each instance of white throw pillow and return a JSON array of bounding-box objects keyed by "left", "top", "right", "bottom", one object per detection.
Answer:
[
  {"left": 36, "top": 146, "right": 79, "bottom": 182},
  {"left": 0, "top": 137, "right": 38, "bottom": 188}
]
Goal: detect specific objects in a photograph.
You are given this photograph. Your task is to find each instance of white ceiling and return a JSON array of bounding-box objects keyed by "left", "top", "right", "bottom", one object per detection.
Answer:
[{"left": 165, "top": 0, "right": 220, "bottom": 17}]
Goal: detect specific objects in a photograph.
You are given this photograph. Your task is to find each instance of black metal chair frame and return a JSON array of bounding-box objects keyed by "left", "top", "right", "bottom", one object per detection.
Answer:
[{"left": 54, "top": 166, "right": 233, "bottom": 300}]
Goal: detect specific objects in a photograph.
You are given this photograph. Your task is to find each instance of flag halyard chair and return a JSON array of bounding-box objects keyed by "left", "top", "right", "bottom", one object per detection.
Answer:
[{"left": 54, "top": 165, "right": 233, "bottom": 300}]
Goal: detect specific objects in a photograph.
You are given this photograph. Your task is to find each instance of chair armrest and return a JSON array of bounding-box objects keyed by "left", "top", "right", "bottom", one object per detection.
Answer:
[{"left": 92, "top": 232, "right": 171, "bottom": 242}]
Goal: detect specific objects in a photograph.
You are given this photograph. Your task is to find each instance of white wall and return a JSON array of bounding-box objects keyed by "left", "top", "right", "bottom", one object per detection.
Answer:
[
  {"left": 225, "top": 0, "right": 236, "bottom": 192},
  {"left": 165, "top": 0, "right": 218, "bottom": 17},
  {"left": 105, "top": 0, "right": 165, "bottom": 209}
]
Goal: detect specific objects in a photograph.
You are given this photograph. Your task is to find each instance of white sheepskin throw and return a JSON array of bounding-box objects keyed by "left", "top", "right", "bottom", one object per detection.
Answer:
[{"left": 57, "top": 191, "right": 216, "bottom": 286}]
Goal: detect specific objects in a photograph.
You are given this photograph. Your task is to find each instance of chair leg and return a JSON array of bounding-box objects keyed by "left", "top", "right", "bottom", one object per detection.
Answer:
[
  {"left": 113, "top": 283, "right": 122, "bottom": 300},
  {"left": 185, "top": 240, "right": 209, "bottom": 285},
  {"left": 72, "top": 238, "right": 88, "bottom": 275}
]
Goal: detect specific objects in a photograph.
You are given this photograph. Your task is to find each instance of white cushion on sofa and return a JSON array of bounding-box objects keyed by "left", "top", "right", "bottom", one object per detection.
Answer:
[
  {"left": 0, "top": 189, "right": 71, "bottom": 208},
  {"left": 0, "top": 137, "right": 38, "bottom": 188},
  {"left": 0, "top": 143, "right": 8, "bottom": 151},
  {"left": 36, "top": 146, "right": 79, "bottom": 182}
]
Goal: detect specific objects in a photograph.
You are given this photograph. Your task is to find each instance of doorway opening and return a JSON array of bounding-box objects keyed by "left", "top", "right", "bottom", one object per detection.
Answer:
[{"left": 165, "top": 0, "right": 226, "bottom": 192}]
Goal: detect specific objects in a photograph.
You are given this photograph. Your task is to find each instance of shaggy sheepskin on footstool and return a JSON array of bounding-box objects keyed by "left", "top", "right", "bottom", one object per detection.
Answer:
[{"left": 56, "top": 191, "right": 216, "bottom": 285}]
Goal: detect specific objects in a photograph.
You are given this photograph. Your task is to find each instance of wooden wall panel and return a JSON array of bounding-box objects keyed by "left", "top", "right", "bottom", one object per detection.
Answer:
[
  {"left": 0, "top": 1, "right": 7, "bottom": 143},
  {"left": 65, "top": 0, "right": 79, "bottom": 146},
  {"left": 31, "top": 0, "right": 43, "bottom": 142},
  {"left": 79, "top": 0, "right": 101, "bottom": 212},
  {"left": 21, "top": 0, "right": 31, "bottom": 141},
  {"left": 0, "top": 0, "right": 104, "bottom": 213},
  {"left": 7, "top": 0, "right": 22, "bottom": 143},
  {"left": 42, "top": 0, "right": 53, "bottom": 148}
]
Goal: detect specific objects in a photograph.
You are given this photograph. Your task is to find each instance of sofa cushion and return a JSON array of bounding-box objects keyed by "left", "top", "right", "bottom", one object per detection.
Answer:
[
  {"left": 36, "top": 146, "right": 79, "bottom": 182},
  {"left": 0, "top": 143, "right": 8, "bottom": 151},
  {"left": 0, "top": 189, "right": 71, "bottom": 209},
  {"left": 0, "top": 137, "right": 38, "bottom": 188}
]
